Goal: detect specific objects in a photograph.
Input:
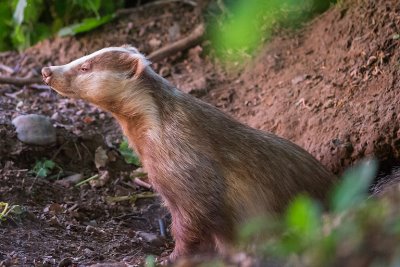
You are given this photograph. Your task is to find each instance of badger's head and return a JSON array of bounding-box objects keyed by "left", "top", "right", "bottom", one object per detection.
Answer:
[{"left": 41, "top": 46, "right": 152, "bottom": 115}]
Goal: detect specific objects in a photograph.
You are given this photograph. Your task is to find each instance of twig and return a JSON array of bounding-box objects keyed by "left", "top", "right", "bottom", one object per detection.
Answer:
[
  {"left": 0, "top": 202, "right": 9, "bottom": 220},
  {"left": 134, "top": 177, "right": 152, "bottom": 189},
  {"left": 51, "top": 141, "right": 70, "bottom": 161},
  {"left": 116, "top": 0, "right": 197, "bottom": 16},
  {"left": 0, "top": 76, "right": 42, "bottom": 86},
  {"left": 295, "top": 98, "right": 312, "bottom": 110},
  {"left": 158, "top": 218, "right": 166, "bottom": 237},
  {"left": 75, "top": 174, "right": 99, "bottom": 187},
  {"left": 0, "top": 64, "right": 14, "bottom": 74},
  {"left": 148, "top": 23, "right": 205, "bottom": 62},
  {"left": 67, "top": 203, "right": 79, "bottom": 212},
  {"left": 73, "top": 142, "right": 82, "bottom": 161},
  {"left": 29, "top": 84, "right": 51, "bottom": 90}
]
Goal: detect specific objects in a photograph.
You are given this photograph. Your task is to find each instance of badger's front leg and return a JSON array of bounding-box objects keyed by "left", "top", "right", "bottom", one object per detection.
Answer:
[{"left": 168, "top": 209, "right": 210, "bottom": 261}]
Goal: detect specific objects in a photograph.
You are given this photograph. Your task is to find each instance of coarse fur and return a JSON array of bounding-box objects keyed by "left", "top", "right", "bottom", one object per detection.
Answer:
[{"left": 42, "top": 46, "right": 337, "bottom": 261}]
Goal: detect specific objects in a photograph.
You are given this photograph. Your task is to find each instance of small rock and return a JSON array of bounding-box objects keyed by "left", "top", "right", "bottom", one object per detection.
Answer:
[
  {"left": 54, "top": 173, "right": 83, "bottom": 187},
  {"left": 182, "top": 77, "right": 207, "bottom": 95},
  {"left": 149, "top": 38, "right": 161, "bottom": 49},
  {"left": 291, "top": 74, "right": 309, "bottom": 85},
  {"left": 48, "top": 216, "right": 61, "bottom": 227},
  {"left": 137, "top": 231, "right": 163, "bottom": 246},
  {"left": 12, "top": 114, "right": 56, "bottom": 145},
  {"left": 94, "top": 146, "right": 108, "bottom": 169},
  {"left": 42, "top": 256, "right": 56, "bottom": 267},
  {"left": 84, "top": 248, "right": 94, "bottom": 257},
  {"left": 43, "top": 203, "right": 63, "bottom": 215},
  {"left": 89, "top": 170, "right": 109, "bottom": 188},
  {"left": 323, "top": 99, "right": 334, "bottom": 109},
  {"left": 168, "top": 22, "right": 181, "bottom": 41},
  {"left": 159, "top": 66, "right": 170, "bottom": 77},
  {"left": 58, "top": 257, "right": 73, "bottom": 267},
  {"left": 85, "top": 225, "right": 105, "bottom": 235},
  {"left": 51, "top": 112, "right": 60, "bottom": 121}
]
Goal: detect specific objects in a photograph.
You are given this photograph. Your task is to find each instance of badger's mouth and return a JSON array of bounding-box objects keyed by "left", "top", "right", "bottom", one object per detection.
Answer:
[
  {"left": 51, "top": 86, "right": 76, "bottom": 97},
  {"left": 45, "top": 79, "right": 75, "bottom": 97},
  {"left": 43, "top": 76, "right": 51, "bottom": 86}
]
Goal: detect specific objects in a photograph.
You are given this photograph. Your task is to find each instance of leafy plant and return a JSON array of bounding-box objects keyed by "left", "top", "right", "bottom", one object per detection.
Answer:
[
  {"left": 31, "top": 159, "right": 57, "bottom": 178},
  {"left": 0, "top": 0, "right": 123, "bottom": 51},
  {"left": 210, "top": 0, "right": 337, "bottom": 62},
  {"left": 58, "top": 14, "right": 115, "bottom": 37},
  {"left": 118, "top": 138, "right": 141, "bottom": 166},
  {"left": 238, "top": 159, "right": 400, "bottom": 266},
  {"left": 0, "top": 202, "right": 24, "bottom": 221},
  {"left": 330, "top": 159, "right": 377, "bottom": 213},
  {"left": 145, "top": 255, "right": 156, "bottom": 267}
]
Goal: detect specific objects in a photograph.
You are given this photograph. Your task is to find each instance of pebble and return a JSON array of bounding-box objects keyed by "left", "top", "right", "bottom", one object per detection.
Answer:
[
  {"left": 54, "top": 173, "right": 83, "bottom": 187},
  {"left": 137, "top": 231, "right": 163, "bottom": 246},
  {"left": 291, "top": 74, "right": 309, "bottom": 85},
  {"left": 12, "top": 114, "right": 56, "bottom": 145}
]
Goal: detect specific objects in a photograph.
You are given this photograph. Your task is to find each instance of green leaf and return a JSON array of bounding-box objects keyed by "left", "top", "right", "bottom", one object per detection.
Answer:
[
  {"left": 118, "top": 139, "right": 141, "bottom": 166},
  {"left": 43, "top": 159, "right": 55, "bottom": 169},
  {"left": 58, "top": 14, "right": 114, "bottom": 37},
  {"left": 145, "top": 255, "right": 156, "bottom": 267},
  {"left": 0, "top": 2, "right": 13, "bottom": 50},
  {"left": 23, "top": 0, "right": 44, "bottom": 24},
  {"left": 32, "top": 159, "right": 56, "bottom": 178},
  {"left": 331, "top": 159, "right": 377, "bottom": 213},
  {"left": 278, "top": 195, "right": 321, "bottom": 253},
  {"left": 285, "top": 195, "right": 321, "bottom": 237},
  {"left": 73, "top": 0, "right": 101, "bottom": 17},
  {"left": 11, "top": 24, "right": 27, "bottom": 48},
  {"left": 211, "top": 0, "right": 333, "bottom": 62}
]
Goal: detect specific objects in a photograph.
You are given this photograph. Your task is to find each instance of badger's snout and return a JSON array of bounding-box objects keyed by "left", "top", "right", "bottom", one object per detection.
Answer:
[{"left": 41, "top": 67, "right": 52, "bottom": 85}]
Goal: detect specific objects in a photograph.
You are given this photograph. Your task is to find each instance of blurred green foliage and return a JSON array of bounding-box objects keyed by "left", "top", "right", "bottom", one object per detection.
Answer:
[
  {"left": 118, "top": 138, "right": 141, "bottom": 166},
  {"left": 239, "top": 159, "right": 400, "bottom": 266},
  {"left": 211, "top": 0, "right": 337, "bottom": 62},
  {"left": 0, "top": 0, "right": 123, "bottom": 51}
]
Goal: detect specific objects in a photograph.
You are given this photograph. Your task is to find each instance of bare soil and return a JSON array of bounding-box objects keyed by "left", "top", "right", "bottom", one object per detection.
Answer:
[{"left": 0, "top": 0, "right": 399, "bottom": 266}]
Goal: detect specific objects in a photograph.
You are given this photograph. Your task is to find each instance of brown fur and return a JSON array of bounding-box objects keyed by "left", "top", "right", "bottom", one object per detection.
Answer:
[{"left": 42, "top": 46, "right": 337, "bottom": 261}]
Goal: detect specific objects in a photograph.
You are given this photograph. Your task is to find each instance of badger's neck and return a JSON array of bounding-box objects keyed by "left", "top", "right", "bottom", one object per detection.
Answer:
[{"left": 112, "top": 67, "right": 177, "bottom": 161}]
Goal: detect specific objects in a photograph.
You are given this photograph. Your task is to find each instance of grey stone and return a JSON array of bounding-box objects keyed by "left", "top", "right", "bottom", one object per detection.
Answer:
[
  {"left": 12, "top": 114, "right": 56, "bottom": 146},
  {"left": 137, "top": 231, "right": 163, "bottom": 246}
]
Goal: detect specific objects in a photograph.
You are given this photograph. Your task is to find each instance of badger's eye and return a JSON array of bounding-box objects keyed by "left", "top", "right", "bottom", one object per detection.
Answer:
[{"left": 80, "top": 63, "right": 90, "bottom": 72}]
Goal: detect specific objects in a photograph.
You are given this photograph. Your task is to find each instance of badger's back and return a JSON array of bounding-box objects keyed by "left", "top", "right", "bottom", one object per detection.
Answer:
[{"left": 148, "top": 90, "right": 335, "bottom": 225}]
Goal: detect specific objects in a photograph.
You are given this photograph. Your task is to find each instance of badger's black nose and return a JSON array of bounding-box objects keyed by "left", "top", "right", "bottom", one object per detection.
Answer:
[{"left": 41, "top": 67, "right": 52, "bottom": 85}]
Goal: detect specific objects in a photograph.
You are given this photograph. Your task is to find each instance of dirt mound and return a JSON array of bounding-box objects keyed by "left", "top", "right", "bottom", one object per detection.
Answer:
[{"left": 205, "top": 0, "right": 400, "bottom": 174}]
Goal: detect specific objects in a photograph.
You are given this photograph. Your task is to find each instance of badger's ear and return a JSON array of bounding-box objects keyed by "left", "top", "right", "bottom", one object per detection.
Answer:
[
  {"left": 127, "top": 58, "right": 138, "bottom": 78},
  {"left": 122, "top": 45, "right": 139, "bottom": 54},
  {"left": 128, "top": 57, "right": 146, "bottom": 79}
]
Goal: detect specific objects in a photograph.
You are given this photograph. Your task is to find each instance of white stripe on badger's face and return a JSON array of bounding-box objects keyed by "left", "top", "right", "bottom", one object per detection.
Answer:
[
  {"left": 61, "top": 46, "right": 150, "bottom": 73},
  {"left": 46, "top": 46, "right": 150, "bottom": 98}
]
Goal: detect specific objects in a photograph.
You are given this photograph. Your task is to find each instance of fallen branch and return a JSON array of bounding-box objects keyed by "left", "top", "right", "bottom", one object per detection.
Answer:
[
  {"left": 148, "top": 23, "right": 205, "bottom": 62},
  {"left": 116, "top": 0, "right": 197, "bottom": 17},
  {"left": 0, "top": 76, "right": 42, "bottom": 86},
  {"left": 134, "top": 177, "right": 152, "bottom": 189}
]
